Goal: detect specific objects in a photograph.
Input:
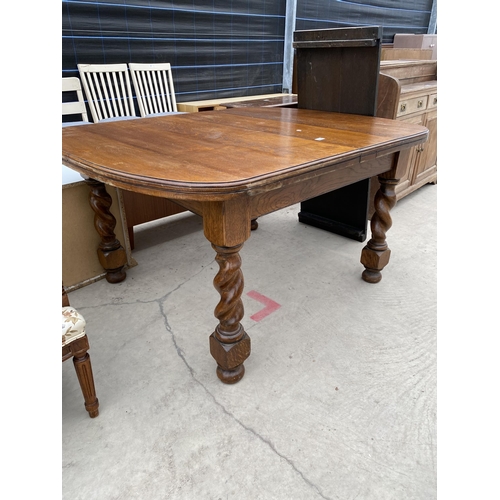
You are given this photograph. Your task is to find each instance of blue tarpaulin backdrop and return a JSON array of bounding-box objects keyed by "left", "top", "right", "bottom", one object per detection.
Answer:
[{"left": 62, "top": 0, "right": 434, "bottom": 104}]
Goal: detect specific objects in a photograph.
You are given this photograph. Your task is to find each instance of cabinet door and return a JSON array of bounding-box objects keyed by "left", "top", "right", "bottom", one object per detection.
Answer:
[
  {"left": 395, "top": 113, "right": 426, "bottom": 196},
  {"left": 412, "top": 109, "right": 437, "bottom": 187}
]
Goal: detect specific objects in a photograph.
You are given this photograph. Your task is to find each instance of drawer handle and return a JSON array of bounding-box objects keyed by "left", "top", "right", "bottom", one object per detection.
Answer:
[
  {"left": 400, "top": 103, "right": 407, "bottom": 112},
  {"left": 417, "top": 100, "right": 424, "bottom": 108},
  {"left": 433, "top": 97, "right": 437, "bottom": 105}
]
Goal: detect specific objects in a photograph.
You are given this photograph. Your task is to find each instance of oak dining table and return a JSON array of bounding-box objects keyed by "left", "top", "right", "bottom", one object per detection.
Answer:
[{"left": 62, "top": 107, "right": 428, "bottom": 384}]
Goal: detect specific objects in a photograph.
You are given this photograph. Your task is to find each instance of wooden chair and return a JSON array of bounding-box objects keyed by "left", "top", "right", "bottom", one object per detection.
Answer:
[
  {"left": 128, "top": 62, "right": 178, "bottom": 117},
  {"left": 62, "top": 77, "right": 89, "bottom": 122},
  {"left": 62, "top": 76, "right": 91, "bottom": 184},
  {"left": 62, "top": 286, "right": 99, "bottom": 418},
  {"left": 77, "top": 63, "right": 136, "bottom": 123}
]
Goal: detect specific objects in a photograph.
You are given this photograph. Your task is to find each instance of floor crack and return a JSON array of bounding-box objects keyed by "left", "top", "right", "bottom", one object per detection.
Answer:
[
  {"left": 159, "top": 287, "right": 335, "bottom": 500},
  {"left": 80, "top": 262, "right": 334, "bottom": 499}
]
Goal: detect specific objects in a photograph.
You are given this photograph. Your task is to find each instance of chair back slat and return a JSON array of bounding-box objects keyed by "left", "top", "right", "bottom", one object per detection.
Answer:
[
  {"left": 157, "top": 72, "right": 168, "bottom": 112},
  {"left": 166, "top": 69, "right": 177, "bottom": 111},
  {"left": 104, "top": 73, "right": 116, "bottom": 117},
  {"left": 157, "top": 70, "right": 173, "bottom": 113},
  {"left": 147, "top": 71, "right": 160, "bottom": 114},
  {"left": 133, "top": 70, "right": 147, "bottom": 114},
  {"left": 93, "top": 72, "right": 108, "bottom": 120},
  {"left": 144, "top": 71, "right": 156, "bottom": 114},
  {"left": 111, "top": 73, "right": 123, "bottom": 116}
]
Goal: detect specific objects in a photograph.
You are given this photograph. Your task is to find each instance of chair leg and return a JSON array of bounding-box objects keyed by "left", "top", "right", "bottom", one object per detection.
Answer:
[{"left": 72, "top": 346, "right": 99, "bottom": 418}]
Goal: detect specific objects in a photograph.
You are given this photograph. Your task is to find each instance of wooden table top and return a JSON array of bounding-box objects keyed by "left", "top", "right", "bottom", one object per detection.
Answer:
[{"left": 62, "top": 108, "right": 428, "bottom": 200}]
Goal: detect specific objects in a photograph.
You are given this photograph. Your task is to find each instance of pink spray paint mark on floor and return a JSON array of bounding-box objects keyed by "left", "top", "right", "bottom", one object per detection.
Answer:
[{"left": 247, "top": 290, "right": 281, "bottom": 322}]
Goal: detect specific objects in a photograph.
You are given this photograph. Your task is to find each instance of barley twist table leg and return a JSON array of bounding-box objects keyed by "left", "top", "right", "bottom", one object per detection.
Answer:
[
  {"left": 361, "top": 177, "right": 398, "bottom": 283},
  {"left": 209, "top": 243, "right": 250, "bottom": 384},
  {"left": 86, "top": 179, "right": 127, "bottom": 283}
]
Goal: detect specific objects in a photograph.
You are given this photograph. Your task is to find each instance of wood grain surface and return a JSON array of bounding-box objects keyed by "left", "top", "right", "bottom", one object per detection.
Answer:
[{"left": 62, "top": 108, "right": 427, "bottom": 199}]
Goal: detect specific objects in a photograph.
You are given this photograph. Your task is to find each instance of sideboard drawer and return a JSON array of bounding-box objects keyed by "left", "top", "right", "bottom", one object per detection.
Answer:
[
  {"left": 428, "top": 93, "right": 438, "bottom": 109},
  {"left": 397, "top": 95, "right": 429, "bottom": 117}
]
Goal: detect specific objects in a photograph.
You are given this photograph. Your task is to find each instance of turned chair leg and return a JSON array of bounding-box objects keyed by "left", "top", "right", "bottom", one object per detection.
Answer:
[{"left": 72, "top": 342, "right": 99, "bottom": 418}]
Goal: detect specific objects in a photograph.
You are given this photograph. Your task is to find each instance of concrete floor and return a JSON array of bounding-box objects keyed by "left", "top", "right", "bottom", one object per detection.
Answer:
[{"left": 62, "top": 184, "right": 437, "bottom": 500}]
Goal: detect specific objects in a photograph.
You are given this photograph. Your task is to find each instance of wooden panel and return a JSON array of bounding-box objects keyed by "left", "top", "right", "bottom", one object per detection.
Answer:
[
  {"left": 221, "top": 95, "right": 297, "bottom": 109},
  {"left": 255, "top": 155, "right": 394, "bottom": 221},
  {"left": 121, "top": 191, "right": 185, "bottom": 227},
  {"left": 395, "top": 114, "right": 426, "bottom": 195},
  {"left": 376, "top": 73, "right": 400, "bottom": 119},
  {"left": 177, "top": 93, "right": 289, "bottom": 113},
  {"left": 381, "top": 48, "right": 433, "bottom": 60},
  {"left": 393, "top": 34, "right": 437, "bottom": 60},
  {"left": 295, "top": 28, "right": 382, "bottom": 116},
  {"left": 121, "top": 190, "right": 187, "bottom": 249},
  {"left": 380, "top": 61, "right": 437, "bottom": 85},
  {"left": 412, "top": 109, "right": 437, "bottom": 186}
]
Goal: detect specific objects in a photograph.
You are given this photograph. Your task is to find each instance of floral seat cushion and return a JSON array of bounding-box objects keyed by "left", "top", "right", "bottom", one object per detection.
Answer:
[{"left": 62, "top": 306, "right": 86, "bottom": 347}]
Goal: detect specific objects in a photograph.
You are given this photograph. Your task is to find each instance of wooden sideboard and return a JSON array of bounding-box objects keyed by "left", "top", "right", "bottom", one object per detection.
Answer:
[{"left": 371, "top": 60, "right": 437, "bottom": 212}]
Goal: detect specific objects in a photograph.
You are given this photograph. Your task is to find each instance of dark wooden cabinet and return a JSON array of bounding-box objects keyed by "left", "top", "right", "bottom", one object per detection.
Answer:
[{"left": 293, "top": 26, "right": 383, "bottom": 242}]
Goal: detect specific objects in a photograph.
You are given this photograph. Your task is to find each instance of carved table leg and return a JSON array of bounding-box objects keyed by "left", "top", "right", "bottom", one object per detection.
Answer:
[
  {"left": 209, "top": 243, "right": 251, "bottom": 384},
  {"left": 251, "top": 219, "right": 259, "bottom": 230},
  {"left": 86, "top": 179, "right": 127, "bottom": 283},
  {"left": 361, "top": 177, "right": 398, "bottom": 283}
]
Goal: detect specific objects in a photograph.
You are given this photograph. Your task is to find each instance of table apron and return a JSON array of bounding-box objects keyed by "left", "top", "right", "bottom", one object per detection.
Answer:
[
  {"left": 248, "top": 153, "right": 395, "bottom": 220},
  {"left": 65, "top": 147, "right": 400, "bottom": 227},
  {"left": 169, "top": 152, "right": 396, "bottom": 221}
]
